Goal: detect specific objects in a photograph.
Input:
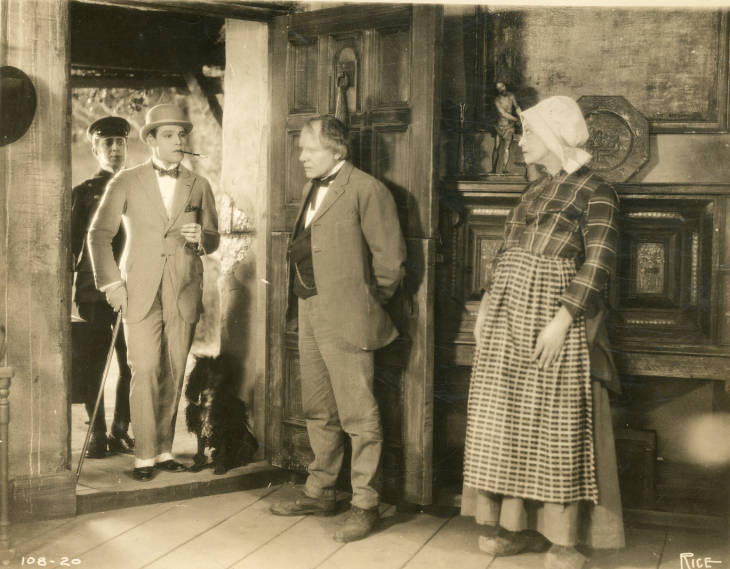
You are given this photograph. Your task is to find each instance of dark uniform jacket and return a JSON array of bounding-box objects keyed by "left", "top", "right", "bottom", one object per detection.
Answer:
[{"left": 71, "top": 169, "right": 125, "bottom": 306}]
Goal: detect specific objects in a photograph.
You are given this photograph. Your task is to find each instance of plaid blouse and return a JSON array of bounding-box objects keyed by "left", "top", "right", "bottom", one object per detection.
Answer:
[{"left": 501, "top": 166, "right": 619, "bottom": 318}]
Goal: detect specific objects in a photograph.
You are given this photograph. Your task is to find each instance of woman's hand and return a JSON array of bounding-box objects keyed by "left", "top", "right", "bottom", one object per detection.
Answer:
[{"left": 532, "top": 305, "right": 573, "bottom": 369}]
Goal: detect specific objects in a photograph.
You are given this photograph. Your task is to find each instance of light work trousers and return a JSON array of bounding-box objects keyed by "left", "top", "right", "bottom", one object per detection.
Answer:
[{"left": 298, "top": 296, "right": 383, "bottom": 510}]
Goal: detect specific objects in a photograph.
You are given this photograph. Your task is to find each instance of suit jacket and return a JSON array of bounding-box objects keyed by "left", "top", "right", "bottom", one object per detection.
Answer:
[
  {"left": 88, "top": 160, "right": 219, "bottom": 324},
  {"left": 71, "top": 170, "right": 126, "bottom": 306},
  {"left": 290, "top": 161, "right": 406, "bottom": 350}
]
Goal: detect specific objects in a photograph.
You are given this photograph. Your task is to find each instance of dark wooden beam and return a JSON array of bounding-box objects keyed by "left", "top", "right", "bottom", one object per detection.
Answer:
[
  {"left": 72, "top": 0, "right": 292, "bottom": 21},
  {"left": 70, "top": 70, "right": 188, "bottom": 89}
]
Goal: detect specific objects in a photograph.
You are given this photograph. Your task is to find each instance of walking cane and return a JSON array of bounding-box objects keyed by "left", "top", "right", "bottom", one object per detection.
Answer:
[{"left": 75, "top": 312, "right": 122, "bottom": 481}]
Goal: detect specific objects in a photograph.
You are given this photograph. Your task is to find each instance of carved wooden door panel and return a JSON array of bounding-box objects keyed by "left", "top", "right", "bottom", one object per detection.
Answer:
[{"left": 267, "top": 5, "right": 442, "bottom": 505}]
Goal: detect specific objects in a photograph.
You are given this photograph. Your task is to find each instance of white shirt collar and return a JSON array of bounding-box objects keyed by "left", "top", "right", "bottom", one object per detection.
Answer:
[
  {"left": 323, "top": 160, "right": 345, "bottom": 180},
  {"left": 151, "top": 156, "right": 181, "bottom": 171}
]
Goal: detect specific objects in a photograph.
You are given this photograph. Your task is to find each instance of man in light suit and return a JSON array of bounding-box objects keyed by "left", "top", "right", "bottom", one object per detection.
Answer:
[
  {"left": 271, "top": 116, "right": 406, "bottom": 543},
  {"left": 88, "top": 104, "right": 219, "bottom": 481}
]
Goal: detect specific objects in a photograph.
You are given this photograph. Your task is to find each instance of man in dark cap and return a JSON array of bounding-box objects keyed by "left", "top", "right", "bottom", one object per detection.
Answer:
[{"left": 71, "top": 116, "right": 135, "bottom": 459}]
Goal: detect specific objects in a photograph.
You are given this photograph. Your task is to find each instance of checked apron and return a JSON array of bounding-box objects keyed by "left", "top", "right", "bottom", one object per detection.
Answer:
[{"left": 463, "top": 247, "right": 598, "bottom": 504}]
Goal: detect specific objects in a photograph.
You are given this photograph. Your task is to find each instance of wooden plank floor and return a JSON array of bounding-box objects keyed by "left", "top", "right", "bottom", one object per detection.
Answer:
[
  {"left": 6, "top": 484, "right": 727, "bottom": 569},
  {"left": 70, "top": 359, "right": 299, "bottom": 517}
]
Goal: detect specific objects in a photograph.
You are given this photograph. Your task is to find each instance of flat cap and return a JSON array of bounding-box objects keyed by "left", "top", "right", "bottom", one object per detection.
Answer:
[{"left": 86, "top": 116, "right": 131, "bottom": 142}]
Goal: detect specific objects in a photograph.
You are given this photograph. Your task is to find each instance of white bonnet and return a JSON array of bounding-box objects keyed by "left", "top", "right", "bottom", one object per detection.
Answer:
[{"left": 520, "top": 96, "right": 592, "bottom": 174}]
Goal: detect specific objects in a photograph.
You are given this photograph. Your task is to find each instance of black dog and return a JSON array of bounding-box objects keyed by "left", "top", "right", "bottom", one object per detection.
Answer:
[{"left": 185, "top": 355, "right": 258, "bottom": 474}]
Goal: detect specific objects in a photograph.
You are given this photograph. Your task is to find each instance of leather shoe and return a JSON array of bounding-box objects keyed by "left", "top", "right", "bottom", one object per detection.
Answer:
[
  {"left": 155, "top": 459, "right": 187, "bottom": 472},
  {"left": 132, "top": 466, "right": 155, "bottom": 481},
  {"left": 85, "top": 432, "right": 107, "bottom": 459},
  {"left": 333, "top": 505, "right": 379, "bottom": 542},
  {"left": 108, "top": 432, "right": 135, "bottom": 454},
  {"left": 270, "top": 492, "right": 336, "bottom": 517}
]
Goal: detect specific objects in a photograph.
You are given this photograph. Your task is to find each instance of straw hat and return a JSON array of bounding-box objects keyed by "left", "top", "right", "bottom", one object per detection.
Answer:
[{"left": 139, "top": 104, "right": 193, "bottom": 142}]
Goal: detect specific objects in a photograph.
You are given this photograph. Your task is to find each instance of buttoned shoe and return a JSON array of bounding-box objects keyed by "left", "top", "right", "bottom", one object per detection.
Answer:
[
  {"left": 270, "top": 492, "right": 336, "bottom": 517},
  {"left": 478, "top": 528, "right": 549, "bottom": 556},
  {"left": 84, "top": 432, "right": 107, "bottom": 459},
  {"left": 155, "top": 459, "right": 187, "bottom": 472},
  {"left": 544, "top": 545, "right": 587, "bottom": 569},
  {"left": 333, "top": 505, "right": 379, "bottom": 542},
  {"left": 108, "top": 432, "right": 135, "bottom": 454},
  {"left": 132, "top": 466, "right": 155, "bottom": 481}
]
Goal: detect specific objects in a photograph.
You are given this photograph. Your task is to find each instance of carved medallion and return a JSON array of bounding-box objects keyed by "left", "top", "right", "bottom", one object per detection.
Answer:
[{"left": 577, "top": 95, "right": 649, "bottom": 183}]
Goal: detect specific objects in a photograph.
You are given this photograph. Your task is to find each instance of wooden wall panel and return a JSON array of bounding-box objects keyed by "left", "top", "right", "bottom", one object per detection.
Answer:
[
  {"left": 1, "top": 0, "right": 75, "bottom": 521},
  {"left": 284, "top": 352, "right": 303, "bottom": 421},
  {"left": 616, "top": 198, "right": 715, "bottom": 345},
  {"left": 374, "top": 27, "right": 410, "bottom": 107},
  {"left": 289, "top": 37, "right": 318, "bottom": 114},
  {"left": 269, "top": 17, "right": 290, "bottom": 234},
  {"left": 720, "top": 198, "right": 730, "bottom": 346},
  {"left": 372, "top": 126, "right": 410, "bottom": 232},
  {"left": 266, "top": 232, "right": 290, "bottom": 468},
  {"left": 285, "top": 130, "right": 305, "bottom": 207}
]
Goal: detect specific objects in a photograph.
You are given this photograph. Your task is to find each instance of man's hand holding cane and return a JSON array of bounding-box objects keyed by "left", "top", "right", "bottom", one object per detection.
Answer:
[{"left": 105, "top": 282, "right": 128, "bottom": 314}]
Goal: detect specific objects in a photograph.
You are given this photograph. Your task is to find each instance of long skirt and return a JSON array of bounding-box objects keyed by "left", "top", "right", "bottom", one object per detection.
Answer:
[
  {"left": 462, "top": 247, "right": 624, "bottom": 548},
  {"left": 461, "top": 381, "right": 625, "bottom": 548}
]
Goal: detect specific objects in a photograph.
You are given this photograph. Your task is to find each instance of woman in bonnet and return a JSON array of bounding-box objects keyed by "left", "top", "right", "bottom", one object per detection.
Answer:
[{"left": 461, "top": 96, "right": 625, "bottom": 569}]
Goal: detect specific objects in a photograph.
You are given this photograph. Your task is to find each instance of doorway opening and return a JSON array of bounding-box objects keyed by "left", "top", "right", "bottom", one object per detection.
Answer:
[{"left": 69, "top": 1, "right": 236, "bottom": 506}]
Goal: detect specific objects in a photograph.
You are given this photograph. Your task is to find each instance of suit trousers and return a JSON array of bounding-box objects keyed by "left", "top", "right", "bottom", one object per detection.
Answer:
[
  {"left": 74, "top": 302, "right": 132, "bottom": 435},
  {"left": 124, "top": 265, "right": 195, "bottom": 462},
  {"left": 298, "top": 296, "right": 383, "bottom": 510}
]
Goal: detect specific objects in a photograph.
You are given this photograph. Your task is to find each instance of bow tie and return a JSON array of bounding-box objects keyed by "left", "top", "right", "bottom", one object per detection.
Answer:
[
  {"left": 153, "top": 163, "right": 180, "bottom": 178},
  {"left": 310, "top": 172, "right": 337, "bottom": 189},
  {"left": 308, "top": 173, "right": 338, "bottom": 207}
]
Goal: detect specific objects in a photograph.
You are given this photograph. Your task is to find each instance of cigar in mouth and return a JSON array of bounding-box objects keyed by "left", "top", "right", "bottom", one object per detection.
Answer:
[{"left": 180, "top": 150, "right": 207, "bottom": 157}]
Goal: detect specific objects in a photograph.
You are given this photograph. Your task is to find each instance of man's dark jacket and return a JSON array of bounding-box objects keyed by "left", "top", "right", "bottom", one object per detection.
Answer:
[{"left": 71, "top": 169, "right": 125, "bottom": 306}]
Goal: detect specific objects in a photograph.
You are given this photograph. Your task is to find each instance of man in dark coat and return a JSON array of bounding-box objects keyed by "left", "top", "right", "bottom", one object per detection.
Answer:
[{"left": 71, "top": 116, "right": 134, "bottom": 458}]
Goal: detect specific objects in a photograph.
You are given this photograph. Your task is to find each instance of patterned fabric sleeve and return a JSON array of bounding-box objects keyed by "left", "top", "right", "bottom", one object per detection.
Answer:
[{"left": 558, "top": 181, "right": 619, "bottom": 318}]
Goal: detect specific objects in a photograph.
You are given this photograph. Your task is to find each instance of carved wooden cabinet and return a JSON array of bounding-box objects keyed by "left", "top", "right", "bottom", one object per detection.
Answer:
[{"left": 435, "top": 178, "right": 730, "bottom": 530}]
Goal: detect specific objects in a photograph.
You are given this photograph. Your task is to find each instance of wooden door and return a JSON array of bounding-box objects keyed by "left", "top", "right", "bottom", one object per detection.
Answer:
[{"left": 267, "top": 4, "right": 441, "bottom": 505}]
